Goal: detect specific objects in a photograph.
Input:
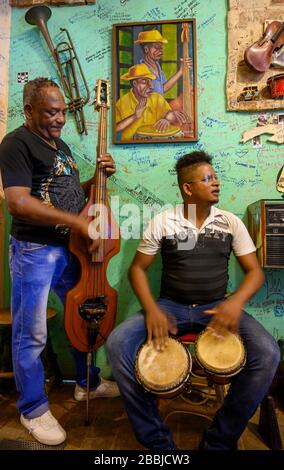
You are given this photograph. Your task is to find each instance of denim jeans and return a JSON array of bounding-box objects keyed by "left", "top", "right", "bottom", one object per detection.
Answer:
[
  {"left": 106, "top": 297, "right": 280, "bottom": 450},
  {"left": 9, "top": 236, "right": 100, "bottom": 418}
]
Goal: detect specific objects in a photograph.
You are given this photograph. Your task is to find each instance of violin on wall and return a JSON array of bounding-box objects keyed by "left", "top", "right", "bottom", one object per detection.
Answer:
[
  {"left": 244, "top": 21, "right": 284, "bottom": 72},
  {"left": 65, "top": 80, "right": 120, "bottom": 353}
]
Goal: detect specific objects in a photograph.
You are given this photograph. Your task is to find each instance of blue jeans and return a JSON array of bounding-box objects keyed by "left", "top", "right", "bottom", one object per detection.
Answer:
[
  {"left": 9, "top": 236, "right": 100, "bottom": 418},
  {"left": 106, "top": 297, "right": 280, "bottom": 450}
]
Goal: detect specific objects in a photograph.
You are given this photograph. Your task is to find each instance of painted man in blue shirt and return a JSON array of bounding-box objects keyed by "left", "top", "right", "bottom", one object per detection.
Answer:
[{"left": 135, "top": 30, "right": 191, "bottom": 95}]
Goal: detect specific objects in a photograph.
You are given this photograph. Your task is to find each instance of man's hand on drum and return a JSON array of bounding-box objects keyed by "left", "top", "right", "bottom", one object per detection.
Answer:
[
  {"left": 155, "top": 117, "right": 171, "bottom": 133},
  {"left": 204, "top": 298, "right": 244, "bottom": 338},
  {"left": 166, "top": 110, "right": 188, "bottom": 126},
  {"left": 155, "top": 110, "right": 188, "bottom": 133},
  {"left": 145, "top": 306, "right": 177, "bottom": 352}
]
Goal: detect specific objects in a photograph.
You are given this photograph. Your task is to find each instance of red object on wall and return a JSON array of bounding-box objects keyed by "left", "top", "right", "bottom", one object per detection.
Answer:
[{"left": 267, "top": 73, "right": 284, "bottom": 99}]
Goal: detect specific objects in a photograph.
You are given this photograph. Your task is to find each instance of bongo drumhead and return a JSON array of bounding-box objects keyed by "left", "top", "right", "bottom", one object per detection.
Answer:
[
  {"left": 135, "top": 337, "right": 191, "bottom": 394},
  {"left": 195, "top": 329, "right": 246, "bottom": 377},
  {"left": 136, "top": 124, "right": 180, "bottom": 137}
]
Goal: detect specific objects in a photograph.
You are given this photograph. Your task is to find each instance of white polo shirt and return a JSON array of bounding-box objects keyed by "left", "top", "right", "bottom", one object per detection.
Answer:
[{"left": 138, "top": 205, "right": 256, "bottom": 304}]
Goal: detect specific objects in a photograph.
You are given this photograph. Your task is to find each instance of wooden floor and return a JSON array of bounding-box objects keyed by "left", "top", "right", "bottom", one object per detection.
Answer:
[{"left": 0, "top": 379, "right": 284, "bottom": 451}]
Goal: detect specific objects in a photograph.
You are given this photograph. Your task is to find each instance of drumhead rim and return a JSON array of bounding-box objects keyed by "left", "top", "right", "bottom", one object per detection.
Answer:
[
  {"left": 135, "top": 124, "right": 180, "bottom": 137},
  {"left": 135, "top": 337, "right": 192, "bottom": 393},
  {"left": 194, "top": 329, "right": 246, "bottom": 376}
]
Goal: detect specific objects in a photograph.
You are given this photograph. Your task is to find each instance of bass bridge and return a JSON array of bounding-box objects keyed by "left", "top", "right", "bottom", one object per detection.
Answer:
[
  {"left": 79, "top": 296, "right": 107, "bottom": 323},
  {"left": 79, "top": 296, "right": 107, "bottom": 348}
]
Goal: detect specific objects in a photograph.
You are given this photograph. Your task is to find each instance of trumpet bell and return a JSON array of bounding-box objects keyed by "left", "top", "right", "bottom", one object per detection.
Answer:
[{"left": 25, "top": 5, "right": 51, "bottom": 26}]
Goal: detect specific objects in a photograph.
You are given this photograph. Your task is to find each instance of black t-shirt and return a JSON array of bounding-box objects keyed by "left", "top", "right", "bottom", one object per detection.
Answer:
[{"left": 0, "top": 125, "right": 85, "bottom": 245}]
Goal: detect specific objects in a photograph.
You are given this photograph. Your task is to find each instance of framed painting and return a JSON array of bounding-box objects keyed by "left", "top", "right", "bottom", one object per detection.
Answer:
[{"left": 112, "top": 19, "right": 198, "bottom": 144}]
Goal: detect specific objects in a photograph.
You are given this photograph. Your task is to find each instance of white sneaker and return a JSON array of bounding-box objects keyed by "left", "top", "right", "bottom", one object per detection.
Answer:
[
  {"left": 20, "top": 410, "right": 66, "bottom": 446},
  {"left": 74, "top": 378, "right": 120, "bottom": 401}
]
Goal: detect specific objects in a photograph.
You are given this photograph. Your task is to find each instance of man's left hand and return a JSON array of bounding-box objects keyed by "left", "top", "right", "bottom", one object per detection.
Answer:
[
  {"left": 204, "top": 298, "right": 244, "bottom": 337},
  {"left": 97, "top": 153, "right": 116, "bottom": 177},
  {"left": 179, "top": 57, "right": 193, "bottom": 72}
]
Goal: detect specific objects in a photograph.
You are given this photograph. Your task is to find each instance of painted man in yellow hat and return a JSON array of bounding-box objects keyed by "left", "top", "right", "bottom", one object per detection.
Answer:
[
  {"left": 135, "top": 29, "right": 191, "bottom": 95},
  {"left": 115, "top": 64, "right": 187, "bottom": 141}
]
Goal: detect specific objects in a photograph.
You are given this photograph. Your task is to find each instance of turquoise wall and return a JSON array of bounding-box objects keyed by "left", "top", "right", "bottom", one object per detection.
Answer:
[{"left": 6, "top": 0, "right": 284, "bottom": 377}]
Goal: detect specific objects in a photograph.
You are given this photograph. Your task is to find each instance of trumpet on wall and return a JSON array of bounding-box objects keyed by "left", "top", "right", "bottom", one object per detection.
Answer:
[{"left": 25, "top": 5, "right": 90, "bottom": 135}]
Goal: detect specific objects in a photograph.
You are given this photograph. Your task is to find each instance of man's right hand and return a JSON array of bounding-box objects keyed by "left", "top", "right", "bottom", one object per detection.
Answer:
[
  {"left": 145, "top": 305, "right": 177, "bottom": 351},
  {"left": 135, "top": 98, "right": 147, "bottom": 118},
  {"left": 73, "top": 218, "right": 100, "bottom": 254}
]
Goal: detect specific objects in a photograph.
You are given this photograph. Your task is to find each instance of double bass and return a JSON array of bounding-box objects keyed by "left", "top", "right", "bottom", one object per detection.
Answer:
[{"left": 65, "top": 80, "right": 120, "bottom": 356}]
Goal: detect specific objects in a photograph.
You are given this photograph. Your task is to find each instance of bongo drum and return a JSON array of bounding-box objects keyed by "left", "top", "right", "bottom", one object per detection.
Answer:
[
  {"left": 135, "top": 124, "right": 181, "bottom": 141},
  {"left": 194, "top": 329, "right": 246, "bottom": 382},
  {"left": 135, "top": 337, "right": 192, "bottom": 398}
]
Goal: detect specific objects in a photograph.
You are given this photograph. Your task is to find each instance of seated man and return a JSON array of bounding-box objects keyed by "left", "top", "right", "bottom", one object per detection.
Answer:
[
  {"left": 115, "top": 63, "right": 187, "bottom": 141},
  {"left": 106, "top": 151, "right": 280, "bottom": 450}
]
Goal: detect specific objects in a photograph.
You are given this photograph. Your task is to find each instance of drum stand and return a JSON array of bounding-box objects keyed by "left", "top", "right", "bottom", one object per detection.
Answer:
[
  {"left": 85, "top": 318, "right": 101, "bottom": 426},
  {"left": 159, "top": 333, "right": 227, "bottom": 425},
  {"left": 180, "top": 333, "right": 226, "bottom": 408},
  {"left": 79, "top": 298, "right": 106, "bottom": 426},
  {"left": 185, "top": 366, "right": 226, "bottom": 408},
  {"left": 160, "top": 334, "right": 283, "bottom": 451}
]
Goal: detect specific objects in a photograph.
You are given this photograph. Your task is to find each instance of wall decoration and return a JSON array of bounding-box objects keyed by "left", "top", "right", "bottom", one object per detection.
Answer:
[
  {"left": 227, "top": 0, "right": 284, "bottom": 111},
  {"left": 17, "top": 71, "right": 28, "bottom": 83},
  {"left": 277, "top": 165, "right": 284, "bottom": 194},
  {"left": 25, "top": 4, "right": 90, "bottom": 135},
  {"left": 112, "top": 19, "right": 197, "bottom": 144},
  {"left": 240, "top": 111, "right": 284, "bottom": 144}
]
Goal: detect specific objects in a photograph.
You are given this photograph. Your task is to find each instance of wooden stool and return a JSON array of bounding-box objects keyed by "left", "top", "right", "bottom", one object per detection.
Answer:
[
  {"left": 0, "top": 307, "right": 59, "bottom": 383},
  {"left": 0, "top": 308, "right": 14, "bottom": 379},
  {"left": 0, "top": 307, "right": 57, "bottom": 324}
]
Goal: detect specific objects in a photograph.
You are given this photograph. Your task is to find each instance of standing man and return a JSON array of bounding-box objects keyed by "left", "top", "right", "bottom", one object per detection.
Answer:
[
  {"left": 106, "top": 151, "right": 280, "bottom": 450},
  {"left": 0, "top": 77, "right": 119, "bottom": 446}
]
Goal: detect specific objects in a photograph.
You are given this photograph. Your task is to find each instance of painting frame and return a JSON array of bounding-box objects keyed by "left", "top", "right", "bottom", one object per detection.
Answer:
[{"left": 112, "top": 19, "right": 198, "bottom": 144}]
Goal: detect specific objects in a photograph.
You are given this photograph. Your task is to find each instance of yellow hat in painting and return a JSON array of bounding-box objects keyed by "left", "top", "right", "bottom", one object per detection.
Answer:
[
  {"left": 134, "top": 30, "right": 168, "bottom": 44},
  {"left": 120, "top": 64, "right": 156, "bottom": 81}
]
